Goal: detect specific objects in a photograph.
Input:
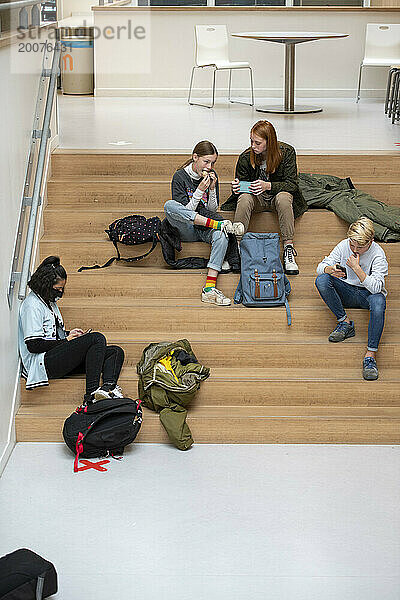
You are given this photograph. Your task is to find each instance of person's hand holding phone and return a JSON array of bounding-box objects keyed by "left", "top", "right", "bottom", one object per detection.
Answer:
[
  {"left": 231, "top": 178, "right": 240, "bottom": 194},
  {"left": 249, "top": 179, "right": 269, "bottom": 195},
  {"left": 67, "top": 328, "right": 84, "bottom": 341},
  {"left": 324, "top": 264, "right": 346, "bottom": 278}
]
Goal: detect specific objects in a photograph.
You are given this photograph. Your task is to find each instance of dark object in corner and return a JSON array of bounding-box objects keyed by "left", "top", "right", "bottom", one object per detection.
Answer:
[{"left": 0, "top": 548, "right": 58, "bottom": 599}]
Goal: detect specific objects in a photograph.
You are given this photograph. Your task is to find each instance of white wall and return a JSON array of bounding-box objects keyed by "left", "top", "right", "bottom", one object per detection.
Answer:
[
  {"left": 0, "top": 29, "right": 58, "bottom": 474},
  {"left": 93, "top": 8, "right": 400, "bottom": 97},
  {"left": 57, "top": 0, "right": 131, "bottom": 20},
  {"left": 57, "top": 0, "right": 94, "bottom": 20}
]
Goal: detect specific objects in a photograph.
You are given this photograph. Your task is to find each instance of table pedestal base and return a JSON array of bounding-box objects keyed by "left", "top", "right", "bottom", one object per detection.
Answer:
[{"left": 256, "top": 105, "right": 323, "bottom": 114}]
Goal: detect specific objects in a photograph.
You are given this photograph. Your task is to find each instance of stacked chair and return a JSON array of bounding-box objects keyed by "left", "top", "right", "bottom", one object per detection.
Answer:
[{"left": 385, "top": 66, "right": 400, "bottom": 124}]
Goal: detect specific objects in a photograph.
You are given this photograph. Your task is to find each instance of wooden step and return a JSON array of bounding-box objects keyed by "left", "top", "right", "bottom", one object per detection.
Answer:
[
  {"left": 46, "top": 179, "right": 234, "bottom": 208},
  {"left": 15, "top": 402, "right": 400, "bottom": 444},
  {"left": 17, "top": 326, "right": 400, "bottom": 368},
  {"left": 20, "top": 371, "right": 400, "bottom": 407},
  {"left": 22, "top": 337, "right": 400, "bottom": 369},
  {"left": 58, "top": 295, "right": 400, "bottom": 314},
  {"left": 51, "top": 152, "right": 400, "bottom": 179},
  {"left": 63, "top": 271, "right": 400, "bottom": 298},
  {"left": 46, "top": 178, "right": 400, "bottom": 207},
  {"left": 43, "top": 208, "right": 353, "bottom": 237},
  {"left": 54, "top": 302, "right": 400, "bottom": 334},
  {"left": 39, "top": 239, "right": 400, "bottom": 272}
]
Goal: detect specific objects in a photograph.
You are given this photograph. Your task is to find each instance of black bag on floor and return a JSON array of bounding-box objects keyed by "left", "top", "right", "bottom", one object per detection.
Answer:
[
  {"left": 63, "top": 398, "right": 143, "bottom": 472},
  {"left": 78, "top": 214, "right": 161, "bottom": 271},
  {"left": 0, "top": 548, "right": 57, "bottom": 600}
]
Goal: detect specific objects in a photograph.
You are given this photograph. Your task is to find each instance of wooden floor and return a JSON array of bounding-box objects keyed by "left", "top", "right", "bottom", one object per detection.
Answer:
[{"left": 17, "top": 151, "right": 400, "bottom": 444}]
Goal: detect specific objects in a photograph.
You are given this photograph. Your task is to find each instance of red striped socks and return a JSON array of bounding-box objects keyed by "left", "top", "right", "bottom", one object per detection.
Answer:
[{"left": 204, "top": 275, "right": 217, "bottom": 291}]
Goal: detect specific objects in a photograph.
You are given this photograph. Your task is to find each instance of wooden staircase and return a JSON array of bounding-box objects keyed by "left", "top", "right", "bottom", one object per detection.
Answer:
[{"left": 17, "top": 151, "right": 400, "bottom": 444}]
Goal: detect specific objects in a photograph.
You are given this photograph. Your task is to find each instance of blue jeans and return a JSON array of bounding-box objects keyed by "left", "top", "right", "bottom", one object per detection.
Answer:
[
  {"left": 164, "top": 200, "right": 228, "bottom": 272},
  {"left": 315, "top": 273, "right": 386, "bottom": 351}
]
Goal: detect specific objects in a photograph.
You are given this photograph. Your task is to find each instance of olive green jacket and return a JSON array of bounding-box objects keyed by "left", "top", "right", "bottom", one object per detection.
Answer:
[
  {"left": 299, "top": 172, "right": 400, "bottom": 242},
  {"left": 137, "top": 339, "right": 210, "bottom": 450},
  {"left": 222, "top": 143, "right": 308, "bottom": 219}
]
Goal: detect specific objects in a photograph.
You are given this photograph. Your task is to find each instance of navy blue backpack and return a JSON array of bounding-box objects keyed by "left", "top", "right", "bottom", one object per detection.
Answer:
[{"left": 234, "top": 232, "right": 291, "bottom": 325}]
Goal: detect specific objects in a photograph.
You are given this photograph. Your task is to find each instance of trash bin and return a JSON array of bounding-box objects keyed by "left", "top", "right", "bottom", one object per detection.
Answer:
[{"left": 61, "top": 35, "right": 94, "bottom": 95}]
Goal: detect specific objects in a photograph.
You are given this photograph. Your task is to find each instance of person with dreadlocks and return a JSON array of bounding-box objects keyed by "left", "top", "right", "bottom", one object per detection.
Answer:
[{"left": 18, "top": 255, "right": 125, "bottom": 403}]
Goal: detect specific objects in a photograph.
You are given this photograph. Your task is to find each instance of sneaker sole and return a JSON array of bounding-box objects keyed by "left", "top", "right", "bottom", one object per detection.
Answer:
[
  {"left": 284, "top": 268, "right": 299, "bottom": 275},
  {"left": 94, "top": 390, "right": 111, "bottom": 401},
  {"left": 328, "top": 330, "right": 356, "bottom": 343},
  {"left": 201, "top": 296, "right": 231, "bottom": 306},
  {"left": 363, "top": 371, "right": 379, "bottom": 381}
]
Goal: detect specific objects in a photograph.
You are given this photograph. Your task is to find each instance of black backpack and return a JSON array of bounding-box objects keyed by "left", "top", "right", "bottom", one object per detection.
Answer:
[
  {"left": 63, "top": 398, "right": 143, "bottom": 472},
  {"left": 0, "top": 548, "right": 57, "bottom": 600},
  {"left": 78, "top": 214, "right": 161, "bottom": 271}
]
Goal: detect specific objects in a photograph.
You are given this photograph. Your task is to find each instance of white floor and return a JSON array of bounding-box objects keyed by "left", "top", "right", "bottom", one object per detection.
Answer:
[
  {"left": 1, "top": 442, "right": 400, "bottom": 599},
  {"left": 58, "top": 96, "right": 400, "bottom": 152}
]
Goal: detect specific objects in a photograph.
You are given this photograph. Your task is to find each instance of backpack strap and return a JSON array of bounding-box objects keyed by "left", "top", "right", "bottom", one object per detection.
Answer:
[
  {"left": 74, "top": 431, "right": 84, "bottom": 472},
  {"left": 233, "top": 276, "right": 243, "bottom": 304},
  {"left": 36, "top": 575, "right": 45, "bottom": 600},
  {"left": 78, "top": 237, "right": 158, "bottom": 272},
  {"left": 285, "top": 298, "right": 291, "bottom": 326}
]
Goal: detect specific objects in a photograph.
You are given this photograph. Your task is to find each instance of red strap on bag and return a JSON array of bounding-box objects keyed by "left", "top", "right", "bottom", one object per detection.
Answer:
[{"left": 74, "top": 432, "right": 84, "bottom": 473}]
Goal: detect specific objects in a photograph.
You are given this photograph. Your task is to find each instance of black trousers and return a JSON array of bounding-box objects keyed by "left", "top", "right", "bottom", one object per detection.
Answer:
[{"left": 44, "top": 332, "right": 124, "bottom": 395}]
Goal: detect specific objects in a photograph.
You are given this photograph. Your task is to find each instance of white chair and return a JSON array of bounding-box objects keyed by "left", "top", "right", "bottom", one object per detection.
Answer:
[
  {"left": 356, "top": 23, "right": 400, "bottom": 102},
  {"left": 188, "top": 25, "right": 254, "bottom": 109}
]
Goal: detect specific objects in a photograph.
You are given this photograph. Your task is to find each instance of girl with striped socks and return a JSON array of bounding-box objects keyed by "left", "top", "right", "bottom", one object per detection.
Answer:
[{"left": 164, "top": 141, "right": 243, "bottom": 306}]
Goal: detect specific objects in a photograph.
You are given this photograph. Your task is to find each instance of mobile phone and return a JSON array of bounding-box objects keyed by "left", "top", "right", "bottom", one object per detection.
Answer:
[
  {"left": 336, "top": 264, "right": 347, "bottom": 277},
  {"left": 238, "top": 181, "right": 252, "bottom": 193},
  {"left": 82, "top": 328, "right": 92, "bottom": 335}
]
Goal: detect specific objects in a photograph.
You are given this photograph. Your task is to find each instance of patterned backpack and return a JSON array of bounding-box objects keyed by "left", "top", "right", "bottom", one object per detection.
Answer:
[{"left": 79, "top": 214, "right": 161, "bottom": 271}]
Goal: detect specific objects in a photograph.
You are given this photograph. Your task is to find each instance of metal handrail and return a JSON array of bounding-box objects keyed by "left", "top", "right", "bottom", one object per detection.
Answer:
[
  {"left": 7, "top": 41, "right": 61, "bottom": 307},
  {"left": 18, "top": 43, "right": 60, "bottom": 300},
  {"left": 0, "top": 0, "right": 41, "bottom": 10}
]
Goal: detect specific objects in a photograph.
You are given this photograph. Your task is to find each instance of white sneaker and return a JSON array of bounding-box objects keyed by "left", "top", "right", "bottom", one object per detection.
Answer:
[
  {"left": 220, "top": 221, "right": 244, "bottom": 237},
  {"left": 110, "top": 384, "right": 124, "bottom": 398},
  {"left": 283, "top": 244, "right": 299, "bottom": 275},
  {"left": 93, "top": 384, "right": 124, "bottom": 402},
  {"left": 232, "top": 222, "right": 245, "bottom": 237},
  {"left": 220, "top": 220, "right": 233, "bottom": 236},
  {"left": 201, "top": 287, "right": 231, "bottom": 306},
  {"left": 221, "top": 260, "right": 231, "bottom": 272}
]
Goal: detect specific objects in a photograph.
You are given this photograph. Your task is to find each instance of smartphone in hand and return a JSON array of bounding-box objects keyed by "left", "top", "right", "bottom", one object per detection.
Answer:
[
  {"left": 336, "top": 264, "right": 347, "bottom": 278},
  {"left": 239, "top": 181, "right": 252, "bottom": 193}
]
